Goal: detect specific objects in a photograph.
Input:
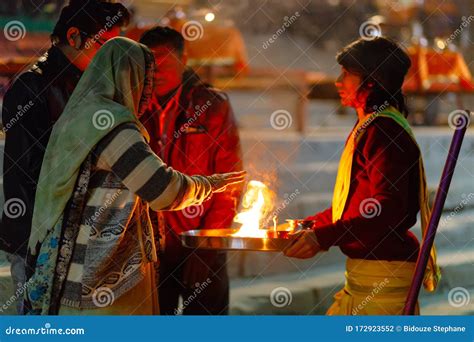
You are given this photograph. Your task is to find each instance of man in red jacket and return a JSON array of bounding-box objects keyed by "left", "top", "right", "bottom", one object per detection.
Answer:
[{"left": 139, "top": 27, "right": 243, "bottom": 315}]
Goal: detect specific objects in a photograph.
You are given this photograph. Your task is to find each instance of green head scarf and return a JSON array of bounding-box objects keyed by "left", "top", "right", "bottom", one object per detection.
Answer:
[{"left": 28, "top": 36, "right": 155, "bottom": 255}]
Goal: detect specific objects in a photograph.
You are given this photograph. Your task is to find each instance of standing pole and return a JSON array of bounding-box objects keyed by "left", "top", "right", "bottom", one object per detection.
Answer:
[{"left": 403, "top": 110, "right": 471, "bottom": 315}]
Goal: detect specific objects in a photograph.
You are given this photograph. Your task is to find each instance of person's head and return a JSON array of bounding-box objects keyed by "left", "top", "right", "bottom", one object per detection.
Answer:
[
  {"left": 139, "top": 26, "right": 187, "bottom": 97},
  {"left": 335, "top": 37, "right": 412, "bottom": 116},
  {"left": 51, "top": 0, "right": 130, "bottom": 71},
  {"left": 64, "top": 37, "right": 155, "bottom": 120}
]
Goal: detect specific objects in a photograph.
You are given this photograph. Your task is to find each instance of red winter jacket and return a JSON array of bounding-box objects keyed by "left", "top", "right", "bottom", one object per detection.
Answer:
[{"left": 141, "top": 70, "right": 243, "bottom": 245}]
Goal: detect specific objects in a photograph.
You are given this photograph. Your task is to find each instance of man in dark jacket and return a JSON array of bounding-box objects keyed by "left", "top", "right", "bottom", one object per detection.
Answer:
[
  {"left": 139, "top": 27, "right": 243, "bottom": 315},
  {"left": 0, "top": 0, "right": 129, "bottom": 314}
]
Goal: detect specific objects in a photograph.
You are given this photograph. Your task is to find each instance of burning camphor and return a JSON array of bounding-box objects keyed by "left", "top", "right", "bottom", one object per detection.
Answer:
[
  {"left": 180, "top": 179, "right": 297, "bottom": 251},
  {"left": 232, "top": 180, "right": 275, "bottom": 238}
]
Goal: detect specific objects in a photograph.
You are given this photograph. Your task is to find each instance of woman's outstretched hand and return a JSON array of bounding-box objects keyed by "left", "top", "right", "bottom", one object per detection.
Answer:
[{"left": 207, "top": 171, "right": 247, "bottom": 193}]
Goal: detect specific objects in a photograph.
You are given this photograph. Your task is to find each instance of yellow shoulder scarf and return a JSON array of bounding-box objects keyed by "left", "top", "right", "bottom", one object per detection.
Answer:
[{"left": 331, "top": 106, "right": 440, "bottom": 292}]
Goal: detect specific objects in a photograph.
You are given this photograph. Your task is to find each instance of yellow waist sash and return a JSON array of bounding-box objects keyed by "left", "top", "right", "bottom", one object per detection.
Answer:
[
  {"left": 331, "top": 107, "right": 440, "bottom": 292},
  {"left": 345, "top": 258, "right": 415, "bottom": 298},
  {"left": 327, "top": 258, "right": 419, "bottom": 315}
]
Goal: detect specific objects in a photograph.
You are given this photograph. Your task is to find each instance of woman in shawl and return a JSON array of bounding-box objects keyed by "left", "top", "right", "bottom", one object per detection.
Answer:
[
  {"left": 25, "top": 37, "right": 245, "bottom": 315},
  {"left": 283, "top": 37, "right": 440, "bottom": 315}
]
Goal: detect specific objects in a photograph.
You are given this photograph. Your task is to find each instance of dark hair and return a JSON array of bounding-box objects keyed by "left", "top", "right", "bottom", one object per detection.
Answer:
[
  {"left": 139, "top": 26, "right": 185, "bottom": 55},
  {"left": 52, "top": 0, "right": 130, "bottom": 46},
  {"left": 336, "top": 37, "right": 412, "bottom": 117}
]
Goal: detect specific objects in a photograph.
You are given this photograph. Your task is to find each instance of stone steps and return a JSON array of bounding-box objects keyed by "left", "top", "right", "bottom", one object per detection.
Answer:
[
  {"left": 229, "top": 247, "right": 474, "bottom": 315},
  {"left": 240, "top": 128, "right": 474, "bottom": 167},
  {"left": 420, "top": 289, "right": 474, "bottom": 316}
]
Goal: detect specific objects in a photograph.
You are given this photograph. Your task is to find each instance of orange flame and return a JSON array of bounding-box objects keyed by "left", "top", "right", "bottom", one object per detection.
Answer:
[{"left": 233, "top": 180, "right": 275, "bottom": 238}]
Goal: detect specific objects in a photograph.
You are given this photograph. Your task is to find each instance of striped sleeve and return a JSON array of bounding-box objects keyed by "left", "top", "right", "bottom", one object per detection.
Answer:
[{"left": 95, "top": 123, "right": 213, "bottom": 211}]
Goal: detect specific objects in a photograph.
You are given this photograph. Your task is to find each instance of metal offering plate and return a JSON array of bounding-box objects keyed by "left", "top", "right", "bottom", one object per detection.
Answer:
[{"left": 180, "top": 228, "right": 294, "bottom": 252}]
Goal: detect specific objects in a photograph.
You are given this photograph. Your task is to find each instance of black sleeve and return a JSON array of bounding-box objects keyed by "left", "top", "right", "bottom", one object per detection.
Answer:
[{"left": 1, "top": 72, "right": 49, "bottom": 256}]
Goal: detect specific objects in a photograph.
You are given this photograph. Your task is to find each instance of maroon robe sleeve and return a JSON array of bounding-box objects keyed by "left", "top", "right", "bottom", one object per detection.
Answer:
[{"left": 312, "top": 119, "right": 419, "bottom": 251}]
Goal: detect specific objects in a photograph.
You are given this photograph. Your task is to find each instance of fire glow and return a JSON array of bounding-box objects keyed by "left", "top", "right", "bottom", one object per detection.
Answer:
[{"left": 232, "top": 180, "right": 275, "bottom": 238}]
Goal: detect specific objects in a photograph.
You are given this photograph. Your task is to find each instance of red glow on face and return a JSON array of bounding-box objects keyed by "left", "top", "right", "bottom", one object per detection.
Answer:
[
  {"left": 335, "top": 67, "right": 366, "bottom": 109},
  {"left": 150, "top": 46, "right": 186, "bottom": 97},
  {"left": 79, "top": 26, "right": 122, "bottom": 71}
]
